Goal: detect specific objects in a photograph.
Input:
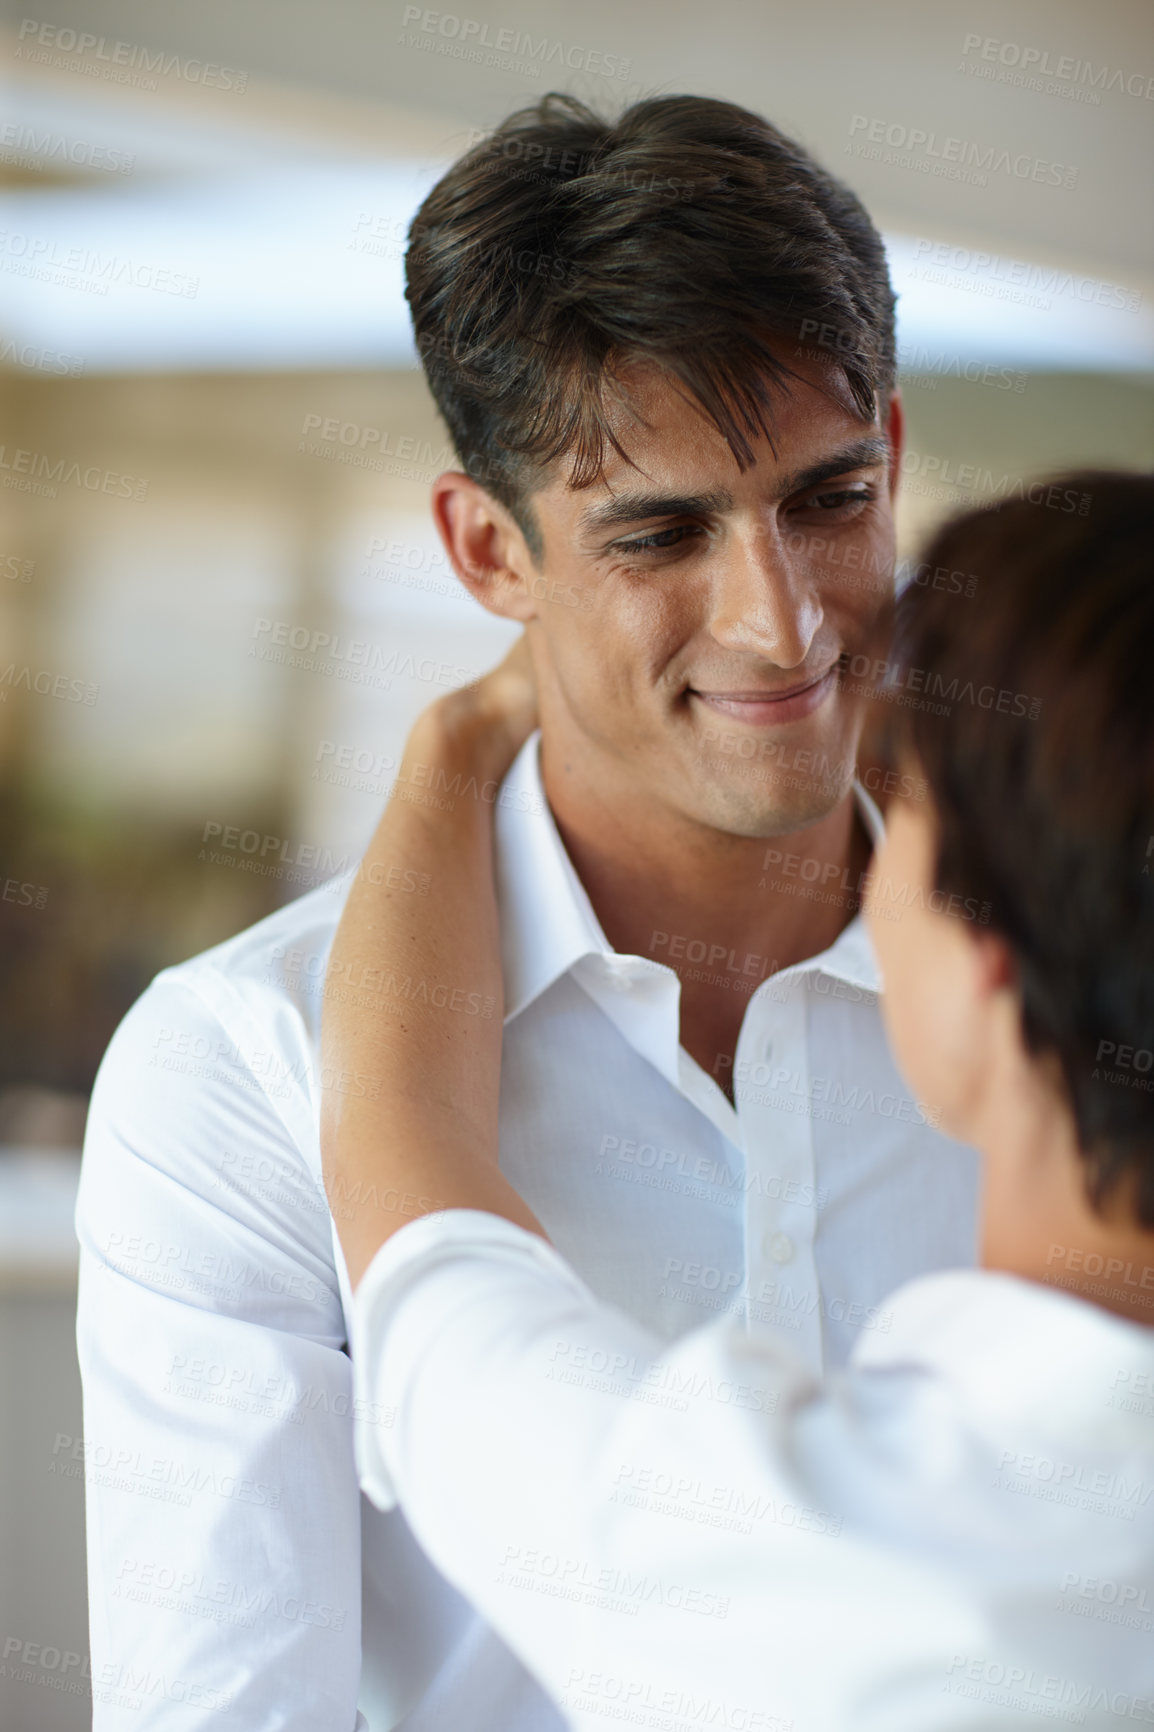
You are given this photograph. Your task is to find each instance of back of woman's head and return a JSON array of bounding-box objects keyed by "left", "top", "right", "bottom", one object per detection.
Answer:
[{"left": 881, "top": 473, "right": 1154, "bottom": 1223}]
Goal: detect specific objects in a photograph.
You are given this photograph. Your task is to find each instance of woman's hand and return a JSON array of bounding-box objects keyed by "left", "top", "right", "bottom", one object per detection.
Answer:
[{"left": 416, "top": 634, "right": 538, "bottom": 790}]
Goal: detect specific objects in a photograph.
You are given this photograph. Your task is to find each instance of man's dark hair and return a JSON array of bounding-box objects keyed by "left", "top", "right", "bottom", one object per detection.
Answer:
[
  {"left": 881, "top": 474, "right": 1154, "bottom": 1225},
  {"left": 405, "top": 93, "right": 896, "bottom": 552}
]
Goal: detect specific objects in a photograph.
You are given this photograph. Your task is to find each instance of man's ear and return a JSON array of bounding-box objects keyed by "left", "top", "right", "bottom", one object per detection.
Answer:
[
  {"left": 430, "top": 472, "right": 540, "bottom": 622},
  {"left": 884, "top": 389, "right": 904, "bottom": 499}
]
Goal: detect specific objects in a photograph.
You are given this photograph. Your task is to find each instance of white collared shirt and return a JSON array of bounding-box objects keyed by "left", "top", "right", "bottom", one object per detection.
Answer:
[
  {"left": 352, "top": 1208, "right": 1154, "bottom": 1732},
  {"left": 75, "top": 735, "right": 978, "bottom": 1728}
]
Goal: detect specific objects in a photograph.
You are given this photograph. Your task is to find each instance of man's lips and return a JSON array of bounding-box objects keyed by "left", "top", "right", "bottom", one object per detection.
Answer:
[{"left": 690, "top": 665, "right": 840, "bottom": 726}]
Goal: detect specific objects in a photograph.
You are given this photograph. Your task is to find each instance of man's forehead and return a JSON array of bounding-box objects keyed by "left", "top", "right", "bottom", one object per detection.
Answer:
[
  {"left": 607, "top": 344, "right": 865, "bottom": 429},
  {"left": 552, "top": 354, "right": 884, "bottom": 510}
]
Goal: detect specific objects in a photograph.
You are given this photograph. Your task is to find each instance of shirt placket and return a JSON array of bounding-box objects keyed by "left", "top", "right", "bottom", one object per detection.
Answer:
[{"left": 736, "top": 969, "right": 824, "bottom": 1373}]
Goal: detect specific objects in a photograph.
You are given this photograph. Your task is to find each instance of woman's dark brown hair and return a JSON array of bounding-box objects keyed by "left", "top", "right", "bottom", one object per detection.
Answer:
[
  {"left": 406, "top": 92, "right": 896, "bottom": 550},
  {"left": 880, "top": 474, "right": 1154, "bottom": 1224}
]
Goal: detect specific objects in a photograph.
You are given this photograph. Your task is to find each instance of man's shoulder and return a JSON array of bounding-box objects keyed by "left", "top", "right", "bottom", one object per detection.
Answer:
[
  {"left": 79, "top": 881, "right": 350, "bottom": 1323},
  {"left": 90, "top": 879, "right": 347, "bottom": 1162},
  {"left": 158, "top": 877, "right": 346, "bottom": 1040}
]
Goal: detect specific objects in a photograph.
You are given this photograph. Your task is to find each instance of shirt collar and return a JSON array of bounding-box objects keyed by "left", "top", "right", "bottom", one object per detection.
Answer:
[
  {"left": 784, "top": 779, "right": 882, "bottom": 997},
  {"left": 495, "top": 732, "right": 884, "bottom": 1024},
  {"left": 495, "top": 733, "right": 610, "bottom": 1024},
  {"left": 854, "top": 1267, "right": 1154, "bottom": 1452}
]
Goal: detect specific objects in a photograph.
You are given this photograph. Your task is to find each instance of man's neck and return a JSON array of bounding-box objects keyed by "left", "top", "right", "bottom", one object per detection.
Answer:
[{"left": 540, "top": 743, "right": 872, "bottom": 1099}]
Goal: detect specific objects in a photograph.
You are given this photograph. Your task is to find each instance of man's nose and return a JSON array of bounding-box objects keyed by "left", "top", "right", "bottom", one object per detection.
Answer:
[{"left": 708, "top": 530, "right": 823, "bottom": 668}]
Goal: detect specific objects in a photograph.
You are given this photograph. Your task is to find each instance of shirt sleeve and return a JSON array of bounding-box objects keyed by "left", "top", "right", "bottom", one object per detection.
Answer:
[
  {"left": 76, "top": 969, "right": 368, "bottom": 1730},
  {"left": 350, "top": 1211, "right": 868, "bottom": 1723},
  {"left": 351, "top": 1212, "right": 991, "bottom": 1730}
]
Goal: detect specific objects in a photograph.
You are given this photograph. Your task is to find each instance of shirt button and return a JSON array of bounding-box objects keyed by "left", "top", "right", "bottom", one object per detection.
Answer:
[{"left": 766, "top": 1232, "right": 795, "bottom": 1264}]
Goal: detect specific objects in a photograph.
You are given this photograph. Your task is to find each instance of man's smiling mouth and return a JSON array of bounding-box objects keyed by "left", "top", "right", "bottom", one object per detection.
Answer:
[{"left": 688, "top": 663, "right": 841, "bottom": 725}]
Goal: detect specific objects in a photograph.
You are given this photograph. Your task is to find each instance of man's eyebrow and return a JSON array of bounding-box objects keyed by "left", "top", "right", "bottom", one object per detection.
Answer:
[
  {"left": 575, "top": 438, "right": 890, "bottom": 538},
  {"left": 577, "top": 489, "right": 735, "bottom": 538},
  {"left": 776, "top": 438, "right": 891, "bottom": 498}
]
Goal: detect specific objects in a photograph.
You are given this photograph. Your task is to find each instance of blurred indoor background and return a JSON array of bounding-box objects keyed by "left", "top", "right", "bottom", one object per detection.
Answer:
[{"left": 2, "top": 0, "right": 1152, "bottom": 1724}]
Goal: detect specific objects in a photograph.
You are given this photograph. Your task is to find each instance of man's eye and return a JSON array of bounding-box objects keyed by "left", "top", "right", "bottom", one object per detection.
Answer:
[
  {"left": 615, "top": 525, "right": 702, "bottom": 555},
  {"left": 797, "top": 486, "right": 876, "bottom": 513}
]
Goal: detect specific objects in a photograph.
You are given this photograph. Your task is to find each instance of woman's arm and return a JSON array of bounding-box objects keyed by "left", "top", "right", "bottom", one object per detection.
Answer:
[{"left": 320, "top": 640, "right": 545, "bottom": 1288}]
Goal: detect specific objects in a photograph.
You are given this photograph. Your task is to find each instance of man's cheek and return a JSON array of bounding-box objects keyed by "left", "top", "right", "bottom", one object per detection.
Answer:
[{"left": 574, "top": 570, "right": 612, "bottom": 617}]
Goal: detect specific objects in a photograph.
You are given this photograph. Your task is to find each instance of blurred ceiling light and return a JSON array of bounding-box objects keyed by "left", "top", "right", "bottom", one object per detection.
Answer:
[
  {"left": 885, "top": 234, "right": 1153, "bottom": 375},
  {"left": 0, "top": 166, "right": 436, "bottom": 368}
]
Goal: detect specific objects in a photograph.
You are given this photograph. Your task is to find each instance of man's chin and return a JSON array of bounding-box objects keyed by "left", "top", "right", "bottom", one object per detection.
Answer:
[
  {"left": 675, "top": 708, "right": 864, "bottom": 839},
  {"left": 682, "top": 767, "right": 857, "bottom": 842}
]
